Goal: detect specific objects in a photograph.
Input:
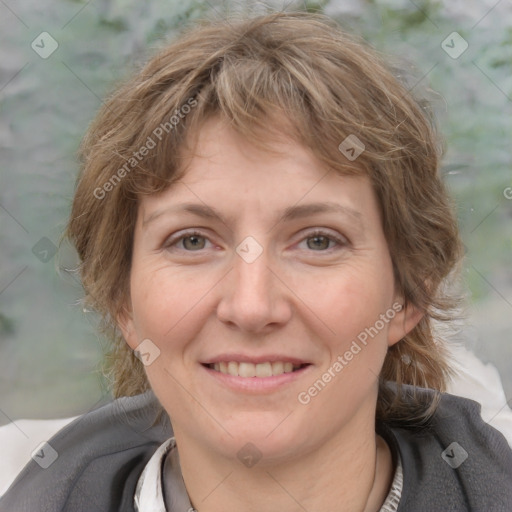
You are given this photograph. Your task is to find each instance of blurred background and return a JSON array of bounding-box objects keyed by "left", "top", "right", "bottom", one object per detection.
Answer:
[{"left": 0, "top": 0, "right": 511, "bottom": 423}]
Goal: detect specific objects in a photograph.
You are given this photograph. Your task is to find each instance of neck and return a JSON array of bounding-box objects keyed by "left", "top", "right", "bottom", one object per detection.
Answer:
[{"left": 169, "top": 419, "right": 394, "bottom": 512}]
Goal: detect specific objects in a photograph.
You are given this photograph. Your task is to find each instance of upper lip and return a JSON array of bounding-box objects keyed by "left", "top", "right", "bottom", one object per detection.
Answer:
[{"left": 201, "top": 354, "right": 310, "bottom": 365}]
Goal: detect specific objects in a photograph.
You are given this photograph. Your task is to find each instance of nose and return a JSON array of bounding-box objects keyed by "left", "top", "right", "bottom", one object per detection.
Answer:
[{"left": 216, "top": 245, "right": 292, "bottom": 334}]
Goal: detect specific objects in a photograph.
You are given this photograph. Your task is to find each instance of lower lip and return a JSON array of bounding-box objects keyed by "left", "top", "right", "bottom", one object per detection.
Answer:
[{"left": 201, "top": 364, "right": 312, "bottom": 393}]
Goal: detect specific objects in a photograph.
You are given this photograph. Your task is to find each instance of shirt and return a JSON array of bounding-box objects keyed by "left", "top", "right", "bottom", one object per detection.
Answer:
[{"left": 134, "top": 436, "right": 404, "bottom": 512}]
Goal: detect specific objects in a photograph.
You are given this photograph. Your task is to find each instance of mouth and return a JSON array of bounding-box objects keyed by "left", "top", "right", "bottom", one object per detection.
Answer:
[{"left": 202, "top": 361, "right": 311, "bottom": 378}]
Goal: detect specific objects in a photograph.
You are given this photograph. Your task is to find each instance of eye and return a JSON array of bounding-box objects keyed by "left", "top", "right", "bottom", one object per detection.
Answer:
[
  {"left": 163, "top": 229, "right": 348, "bottom": 254},
  {"left": 298, "top": 230, "right": 347, "bottom": 252},
  {"left": 164, "top": 230, "right": 213, "bottom": 252}
]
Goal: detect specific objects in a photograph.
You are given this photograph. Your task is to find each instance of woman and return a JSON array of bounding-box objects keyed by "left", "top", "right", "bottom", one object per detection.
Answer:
[{"left": 1, "top": 10, "right": 511, "bottom": 512}]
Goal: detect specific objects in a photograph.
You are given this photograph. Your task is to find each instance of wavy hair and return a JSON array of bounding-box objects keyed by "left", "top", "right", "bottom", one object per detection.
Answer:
[{"left": 66, "top": 11, "right": 464, "bottom": 425}]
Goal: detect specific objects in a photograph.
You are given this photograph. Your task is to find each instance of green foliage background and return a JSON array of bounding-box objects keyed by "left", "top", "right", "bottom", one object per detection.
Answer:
[{"left": 0, "top": 0, "right": 511, "bottom": 421}]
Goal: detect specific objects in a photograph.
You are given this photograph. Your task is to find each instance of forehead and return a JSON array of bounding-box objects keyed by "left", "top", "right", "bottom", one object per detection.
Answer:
[
  {"left": 172, "top": 115, "right": 364, "bottom": 188},
  {"left": 137, "top": 117, "right": 380, "bottom": 236}
]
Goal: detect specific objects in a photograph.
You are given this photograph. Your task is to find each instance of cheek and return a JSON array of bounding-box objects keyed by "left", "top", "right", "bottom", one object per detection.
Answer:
[
  {"left": 297, "top": 262, "right": 394, "bottom": 343},
  {"left": 302, "top": 269, "right": 394, "bottom": 406},
  {"left": 128, "top": 269, "right": 206, "bottom": 393},
  {"left": 129, "top": 266, "right": 215, "bottom": 350}
]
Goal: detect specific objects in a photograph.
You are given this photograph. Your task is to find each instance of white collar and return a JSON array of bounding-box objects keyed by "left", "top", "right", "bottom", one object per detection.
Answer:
[{"left": 134, "top": 437, "right": 191, "bottom": 512}]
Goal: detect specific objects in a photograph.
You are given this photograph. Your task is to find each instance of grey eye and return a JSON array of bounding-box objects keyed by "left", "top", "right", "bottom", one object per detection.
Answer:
[
  {"left": 182, "top": 235, "right": 207, "bottom": 250},
  {"left": 306, "top": 235, "right": 331, "bottom": 250}
]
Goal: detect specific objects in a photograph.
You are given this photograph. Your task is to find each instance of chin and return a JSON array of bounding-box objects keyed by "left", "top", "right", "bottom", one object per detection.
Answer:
[{"left": 204, "top": 416, "right": 311, "bottom": 465}]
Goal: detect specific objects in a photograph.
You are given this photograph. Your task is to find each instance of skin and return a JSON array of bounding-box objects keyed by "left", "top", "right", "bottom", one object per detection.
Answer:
[{"left": 119, "top": 116, "right": 423, "bottom": 512}]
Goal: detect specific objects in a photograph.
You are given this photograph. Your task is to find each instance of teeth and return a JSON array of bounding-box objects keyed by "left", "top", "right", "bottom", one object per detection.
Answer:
[
  {"left": 209, "top": 361, "right": 303, "bottom": 377},
  {"left": 239, "top": 362, "right": 256, "bottom": 377},
  {"left": 256, "top": 362, "right": 272, "bottom": 377},
  {"left": 271, "top": 361, "right": 284, "bottom": 375}
]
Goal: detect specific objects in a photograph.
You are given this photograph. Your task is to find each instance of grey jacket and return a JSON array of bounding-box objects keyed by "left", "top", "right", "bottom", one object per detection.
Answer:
[{"left": 1, "top": 386, "right": 511, "bottom": 511}]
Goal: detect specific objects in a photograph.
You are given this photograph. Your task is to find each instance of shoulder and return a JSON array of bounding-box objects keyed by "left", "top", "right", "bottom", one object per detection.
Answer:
[
  {"left": 0, "top": 416, "right": 78, "bottom": 496},
  {"left": 445, "top": 343, "right": 512, "bottom": 448},
  {"left": 0, "top": 391, "right": 172, "bottom": 512},
  {"left": 379, "top": 385, "right": 512, "bottom": 511}
]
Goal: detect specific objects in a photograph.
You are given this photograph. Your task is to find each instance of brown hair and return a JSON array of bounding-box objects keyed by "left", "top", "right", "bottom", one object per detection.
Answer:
[{"left": 66, "top": 10, "right": 464, "bottom": 424}]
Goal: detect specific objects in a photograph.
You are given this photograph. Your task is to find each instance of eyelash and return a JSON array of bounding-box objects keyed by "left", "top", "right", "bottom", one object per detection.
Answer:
[{"left": 163, "top": 229, "right": 348, "bottom": 253}]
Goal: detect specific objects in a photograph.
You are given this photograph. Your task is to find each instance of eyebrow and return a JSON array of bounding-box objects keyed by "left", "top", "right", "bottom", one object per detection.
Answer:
[{"left": 143, "top": 201, "right": 363, "bottom": 229}]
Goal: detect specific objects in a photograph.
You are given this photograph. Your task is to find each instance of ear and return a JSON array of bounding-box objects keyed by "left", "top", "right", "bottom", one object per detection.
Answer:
[
  {"left": 117, "top": 304, "right": 139, "bottom": 351},
  {"left": 386, "top": 299, "right": 424, "bottom": 347}
]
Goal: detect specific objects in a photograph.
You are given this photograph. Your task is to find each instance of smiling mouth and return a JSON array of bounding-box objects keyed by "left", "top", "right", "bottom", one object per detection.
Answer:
[{"left": 203, "top": 361, "right": 310, "bottom": 378}]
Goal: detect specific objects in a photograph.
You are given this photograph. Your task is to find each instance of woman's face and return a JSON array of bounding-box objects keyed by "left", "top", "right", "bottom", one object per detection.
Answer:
[{"left": 120, "top": 116, "right": 418, "bottom": 463}]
